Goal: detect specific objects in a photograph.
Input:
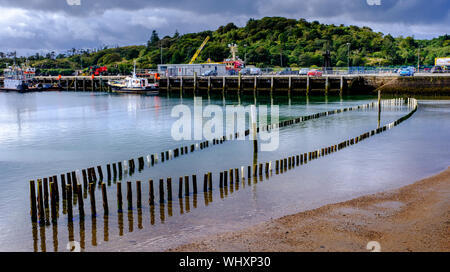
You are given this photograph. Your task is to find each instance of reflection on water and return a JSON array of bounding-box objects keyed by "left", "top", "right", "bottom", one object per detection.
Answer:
[{"left": 0, "top": 92, "right": 449, "bottom": 251}]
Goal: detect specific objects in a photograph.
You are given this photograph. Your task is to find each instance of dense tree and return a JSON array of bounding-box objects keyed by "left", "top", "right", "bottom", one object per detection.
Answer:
[{"left": 1, "top": 17, "right": 449, "bottom": 75}]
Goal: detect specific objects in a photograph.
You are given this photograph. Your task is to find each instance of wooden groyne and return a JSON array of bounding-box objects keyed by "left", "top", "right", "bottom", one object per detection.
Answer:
[
  {"left": 30, "top": 99, "right": 418, "bottom": 251},
  {"left": 29, "top": 98, "right": 417, "bottom": 225}
]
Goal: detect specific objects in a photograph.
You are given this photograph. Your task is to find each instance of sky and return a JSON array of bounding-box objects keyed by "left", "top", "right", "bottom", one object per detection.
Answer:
[{"left": 0, "top": 0, "right": 448, "bottom": 56}]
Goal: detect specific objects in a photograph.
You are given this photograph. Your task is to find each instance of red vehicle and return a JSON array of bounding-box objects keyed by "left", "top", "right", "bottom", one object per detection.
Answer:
[
  {"left": 89, "top": 66, "right": 108, "bottom": 76},
  {"left": 307, "top": 69, "right": 322, "bottom": 76}
]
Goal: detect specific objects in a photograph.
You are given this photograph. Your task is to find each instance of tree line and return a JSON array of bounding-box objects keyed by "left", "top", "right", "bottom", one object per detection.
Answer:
[{"left": 1, "top": 17, "right": 449, "bottom": 75}]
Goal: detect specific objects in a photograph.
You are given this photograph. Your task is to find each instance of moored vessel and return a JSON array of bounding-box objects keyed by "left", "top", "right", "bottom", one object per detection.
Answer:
[{"left": 108, "top": 62, "right": 159, "bottom": 95}]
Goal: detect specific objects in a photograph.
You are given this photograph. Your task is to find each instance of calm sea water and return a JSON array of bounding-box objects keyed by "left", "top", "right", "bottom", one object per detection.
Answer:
[{"left": 0, "top": 91, "right": 448, "bottom": 252}]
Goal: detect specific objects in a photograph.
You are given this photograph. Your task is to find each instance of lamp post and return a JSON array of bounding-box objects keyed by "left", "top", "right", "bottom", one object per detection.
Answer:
[
  {"left": 346, "top": 43, "right": 351, "bottom": 73},
  {"left": 244, "top": 44, "right": 247, "bottom": 65},
  {"left": 417, "top": 46, "right": 422, "bottom": 73},
  {"left": 160, "top": 45, "right": 163, "bottom": 65}
]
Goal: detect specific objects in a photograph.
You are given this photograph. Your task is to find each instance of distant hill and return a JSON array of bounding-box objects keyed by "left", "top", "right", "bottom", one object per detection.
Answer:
[{"left": 1, "top": 17, "right": 449, "bottom": 75}]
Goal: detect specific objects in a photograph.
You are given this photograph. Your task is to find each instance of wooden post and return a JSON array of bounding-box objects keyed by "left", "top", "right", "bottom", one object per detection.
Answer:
[
  {"left": 29, "top": 180, "right": 38, "bottom": 222},
  {"left": 238, "top": 72, "right": 242, "bottom": 91},
  {"left": 229, "top": 169, "right": 234, "bottom": 185},
  {"left": 66, "top": 184, "right": 73, "bottom": 222},
  {"left": 306, "top": 76, "right": 310, "bottom": 95},
  {"left": 254, "top": 76, "right": 257, "bottom": 92},
  {"left": 270, "top": 76, "right": 274, "bottom": 92},
  {"left": 208, "top": 172, "right": 212, "bottom": 191},
  {"left": 288, "top": 76, "right": 292, "bottom": 92},
  {"left": 219, "top": 172, "right": 223, "bottom": 188},
  {"left": 224, "top": 171, "right": 228, "bottom": 187},
  {"left": 101, "top": 183, "right": 108, "bottom": 215},
  {"left": 178, "top": 177, "right": 183, "bottom": 199},
  {"left": 222, "top": 76, "right": 226, "bottom": 92},
  {"left": 204, "top": 174, "right": 208, "bottom": 192},
  {"left": 89, "top": 183, "right": 96, "bottom": 217},
  {"left": 43, "top": 178, "right": 49, "bottom": 209},
  {"left": 60, "top": 174, "right": 66, "bottom": 200},
  {"left": 97, "top": 166, "right": 103, "bottom": 181},
  {"left": 149, "top": 179, "right": 154, "bottom": 206},
  {"left": 117, "top": 182, "right": 123, "bottom": 212},
  {"left": 340, "top": 76, "right": 344, "bottom": 95},
  {"left": 325, "top": 76, "right": 329, "bottom": 95},
  {"left": 127, "top": 181, "right": 132, "bottom": 210},
  {"left": 208, "top": 76, "right": 211, "bottom": 92},
  {"left": 52, "top": 175, "right": 59, "bottom": 202},
  {"left": 167, "top": 76, "right": 170, "bottom": 91},
  {"left": 37, "top": 179, "right": 45, "bottom": 223},
  {"left": 112, "top": 163, "right": 117, "bottom": 178},
  {"left": 184, "top": 176, "right": 189, "bottom": 196},
  {"left": 193, "top": 72, "right": 197, "bottom": 93},
  {"left": 180, "top": 76, "right": 183, "bottom": 93},
  {"left": 166, "top": 178, "right": 172, "bottom": 202},
  {"left": 159, "top": 179, "right": 164, "bottom": 203},
  {"left": 77, "top": 184, "right": 84, "bottom": 220},
  {"left": 192, "top": 175, "right": 197, "bottom": 194},
  {"left": 106, "top": 164, "right": 111, "bottom": 180}
]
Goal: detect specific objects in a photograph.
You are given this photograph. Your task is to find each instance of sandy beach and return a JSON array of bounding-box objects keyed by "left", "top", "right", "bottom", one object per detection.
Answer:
[{"left": 170, "top": 167, "right": 450, "bottom": 252}]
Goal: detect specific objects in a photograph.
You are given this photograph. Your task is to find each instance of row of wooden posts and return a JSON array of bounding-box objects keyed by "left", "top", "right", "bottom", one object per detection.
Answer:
[
  {"left": 29, "top": 98, "right": 418, "bottom": 225},
  {"left": 30, "top": 96, "right": 382, "bottom": 214},
  {"left": 28, "top": 98, "right": 384, "bottom": 224},
  {"left": 163, "top": 74, "right": 348, "bottom": 95}
]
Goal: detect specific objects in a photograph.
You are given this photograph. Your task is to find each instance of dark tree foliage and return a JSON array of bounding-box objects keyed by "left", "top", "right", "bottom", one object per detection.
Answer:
[{"left": 2, "top": 17, "right": 449, "bottom": 75}]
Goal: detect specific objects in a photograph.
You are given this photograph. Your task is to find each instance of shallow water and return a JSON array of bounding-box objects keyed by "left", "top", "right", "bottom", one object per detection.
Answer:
[{"left": 0, "top": 91, "right": 448, "bottom": 252}]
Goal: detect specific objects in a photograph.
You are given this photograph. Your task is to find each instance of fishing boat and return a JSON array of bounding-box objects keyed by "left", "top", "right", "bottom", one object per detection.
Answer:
[
  {"left": 1, "top": 65, "right": 34, "bottom": 92},
  {"left": 108, "top": 62, "right": 159, "bottom": 95}
]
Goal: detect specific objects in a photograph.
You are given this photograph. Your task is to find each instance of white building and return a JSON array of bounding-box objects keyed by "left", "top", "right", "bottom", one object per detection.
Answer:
[{"left": 157, "top": 63, "right": 227, "bottom": 76}]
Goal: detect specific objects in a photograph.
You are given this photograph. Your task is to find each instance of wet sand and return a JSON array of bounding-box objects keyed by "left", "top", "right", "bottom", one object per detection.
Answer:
[{"left": 170, "top": 167, "right": 450, "bottom": 252}]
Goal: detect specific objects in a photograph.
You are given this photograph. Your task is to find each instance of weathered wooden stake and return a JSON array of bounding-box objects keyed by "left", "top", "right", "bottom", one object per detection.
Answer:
[
  {"left": 89, "top": 183, "right": 96, "bottom": 217},
  {"left": 127, "top": 181, "right": 133, "bottom": 210},
  {"left": 30, "top": 180, "right": 38, "bottom": 222},
  {"left": 77, "top": 184, "right": 84, "bottom": 220},
  {"left": 159, "top": 179, "right": 164, "bottom": 203},
  {"left": 166, "top": 178, "right": 172, "bottom": 202},
  {"left": 178, "top": 177, "right": 183, "bottom": 199},
  {"left": 184, "top": 176, "right": 189, "bottom": 196},
  {"left": 149, "top": 179, "right": 154, "bottom": 206},
  {"left": 66, "top": 184, "right": 73, "bottom": 222},
  {"left": 101, "top": 183, "right": 108, "bottom": 215},
  {"left": 192, "top": 175, "right": 197, "bottom": 194},
  {"left": 117, "top": 182, "right": 123, "bottom": 212}
]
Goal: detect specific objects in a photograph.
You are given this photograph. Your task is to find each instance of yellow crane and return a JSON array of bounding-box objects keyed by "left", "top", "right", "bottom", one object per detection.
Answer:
[{"left": 188, "top": 36, "right": 210, "bottom": 64}]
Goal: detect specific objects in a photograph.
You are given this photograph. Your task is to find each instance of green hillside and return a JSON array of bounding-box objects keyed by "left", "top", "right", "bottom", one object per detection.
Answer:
[{"left": 1, "top": 17, "right": 449, "bottom": 75}]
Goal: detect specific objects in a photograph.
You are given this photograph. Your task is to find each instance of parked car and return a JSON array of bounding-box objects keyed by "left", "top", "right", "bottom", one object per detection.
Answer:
[
  {"left": 398, "top": 67, "right": 414, "bottom": 76},
  {"left": 240, "top": 68, "right": 251, "bottom": 75},
  {"left": 248, "top": 68, "right": 261, "bottom": 75},
  {"left": 202, "top": 70, "right": 217, "bottom": 76},
  {"left": 299, "top": 68, "right": 310, "bottom": 75},
  {"left": 307, "top": 69, "right": 322, "bottom": 76},
  {"left": 431, "top": 66, "right": 443, "bottom": 73},
  {"left": 277, "top": 68, "right": 297, "bottom": 75}
]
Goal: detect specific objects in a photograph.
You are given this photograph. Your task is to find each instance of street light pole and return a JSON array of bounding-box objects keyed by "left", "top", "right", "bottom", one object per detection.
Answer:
[
  {"left": 346, "top": 43, "right": 351, "bottom": 73},
  {"left": 417, "top": 46, "right": 421, "bottom": 72}
]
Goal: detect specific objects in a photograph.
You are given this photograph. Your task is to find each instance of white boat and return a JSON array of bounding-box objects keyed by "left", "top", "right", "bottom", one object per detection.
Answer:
[
  {"left": 108, "top": 62, "right": 159, "bottom": 95},
  {"left": 1, "top": 66, "right": 35, "bottom": 92}
]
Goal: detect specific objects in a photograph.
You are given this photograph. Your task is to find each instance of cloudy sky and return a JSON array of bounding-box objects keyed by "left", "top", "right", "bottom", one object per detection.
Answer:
[{"left": 0, "top": 0, "right": 448, "bottom": 55}]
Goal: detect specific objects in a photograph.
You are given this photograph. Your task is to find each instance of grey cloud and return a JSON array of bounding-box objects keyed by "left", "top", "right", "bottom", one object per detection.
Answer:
[{"left": 0, "top": 0, "right": 448, "bottom": 54}]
